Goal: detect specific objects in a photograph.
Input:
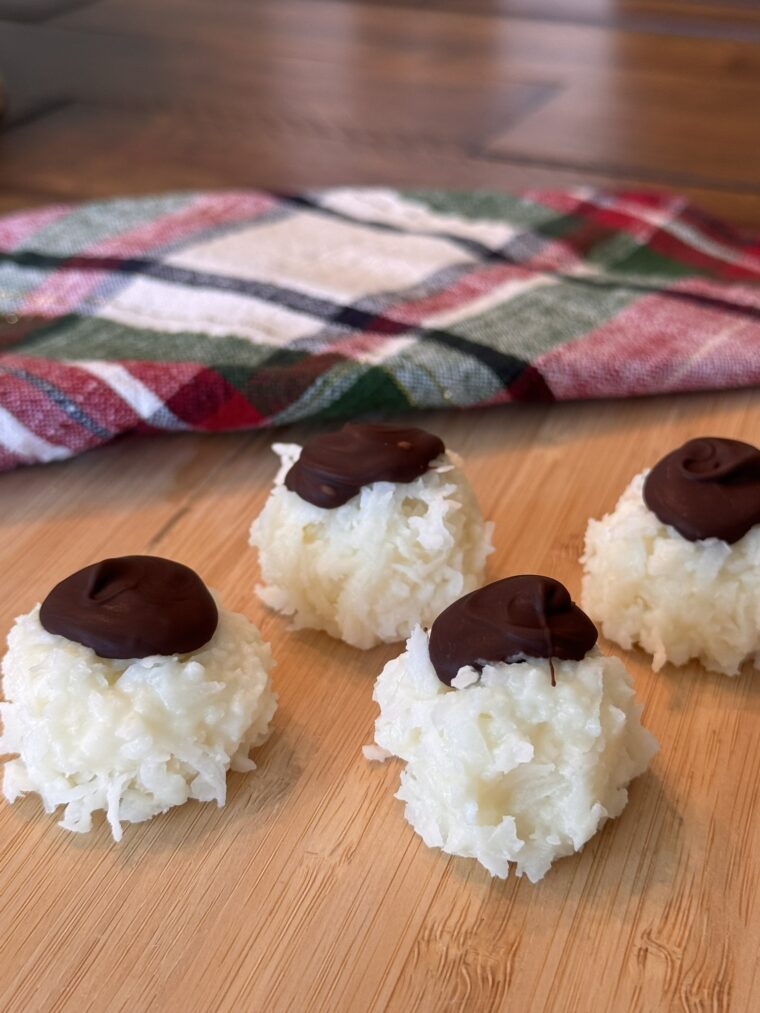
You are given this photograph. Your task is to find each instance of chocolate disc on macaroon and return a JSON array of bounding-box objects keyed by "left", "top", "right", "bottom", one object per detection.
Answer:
[
  {"left": 429, "top": 574, "right": 598, "bottom": 687},
  {"left": 643, "top": 436, "right": 760, "bottom": 544},
  {"left": 285, "top": 422, "right": 445, "bottom": 508},
  {"left": 40, "top": 555, "right": 218, "bottom": 659},
  {"left": 250, "top": 421, "right": 493, "bottom": 649},
  {"left": 368, "top": 573, "right": 656, "bottom": 882},
  {"left": 3, "top": 556, "right": 276, "bottom": 842},
  {"left": 583, "top": 435, "right": 760, "bottom": 675}
]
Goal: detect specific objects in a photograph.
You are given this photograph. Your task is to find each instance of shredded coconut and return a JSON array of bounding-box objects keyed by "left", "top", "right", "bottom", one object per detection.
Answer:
[
  {"left": 250, "top": 444, "right": 493, "bottom": 648},
  {"left": 362, "top": 744, "right": 391, "bottom": 762},
  {"left": 582, "top": 471, "right": 760, "bottom": 675},
  {"left": 0, "top": 599, "right": 277, "bottom": 840},
  {"left": 371, "top": 625, "right": 657, "bottom": 882}
]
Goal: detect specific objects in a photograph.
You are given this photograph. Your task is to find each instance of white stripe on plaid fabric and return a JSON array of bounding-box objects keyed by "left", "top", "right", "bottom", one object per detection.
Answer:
[
  {"left": 325, "top": 334, "right": 416, "bottom": 365},
  {"left": 167, "top": 207, "right": 475, "bottom": 304},
  {"left": 286, "top": 260, "right": 485, "bottom": 359},
  {"left": 73, "top": 361, "right": 187, "bottom": 428},
  {"left": 0, "top": 404, "right": 70, "bottom": 462},
  {"left": 89, "top": 200, "right": 485, "bottom": 346},
  {"left": 665, "top": 316, "right": 752, "bottom": 387},
  {"left": 315, "top": 188, "right": 519, "bottom": 249},
  {"left": 96, "top": 274, "right": 320, "bottom": 345},
  {"left": 19, "top": 193, "right": 284, "bottom": 323},
  {"left": 72, "top": 196, "right": 291, "bottom": 324},
  {"left": 422, "top": 272, "right": 555, "bottom": 329}
]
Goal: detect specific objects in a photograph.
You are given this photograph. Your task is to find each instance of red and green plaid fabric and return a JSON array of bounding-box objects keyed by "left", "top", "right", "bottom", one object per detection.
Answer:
[{"left": 1, "top": 187, "right": 758, "bottom": 471}]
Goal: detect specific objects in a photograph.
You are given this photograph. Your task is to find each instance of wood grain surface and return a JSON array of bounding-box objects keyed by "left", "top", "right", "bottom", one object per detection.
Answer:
[
  {"left": 1, "top": 390, "right": 759, "bottom": 1012},
  {"left": 2, "top": 1, "right": 760, "bottom": 1009}
]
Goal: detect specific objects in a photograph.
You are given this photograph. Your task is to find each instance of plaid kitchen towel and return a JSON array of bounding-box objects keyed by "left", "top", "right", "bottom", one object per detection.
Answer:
[{"left": 1, "top": 187, "right": 759, "bottom": 471}]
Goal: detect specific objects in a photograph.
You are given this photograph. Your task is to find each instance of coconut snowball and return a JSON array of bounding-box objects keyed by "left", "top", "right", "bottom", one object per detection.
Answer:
[
  {"left": 370, "top": 625, "right": 657, "bottom": 882},
  {"left": 249, "top": 443, "right": 493, "bottom": 649},
  {"left": 0, "top": 599, "right": 277, "bottom": 841},
  {"left": 581, "top": 472, "right": 760, "bottom": 675}
]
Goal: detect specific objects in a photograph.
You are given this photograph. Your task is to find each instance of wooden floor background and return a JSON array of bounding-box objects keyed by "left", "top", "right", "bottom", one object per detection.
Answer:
[
  {"left": 1, "top": 0, "right": 760, "bottom": 224},
  {"left": 1, "top": 2, "right": 759, "bottom": 1012}
]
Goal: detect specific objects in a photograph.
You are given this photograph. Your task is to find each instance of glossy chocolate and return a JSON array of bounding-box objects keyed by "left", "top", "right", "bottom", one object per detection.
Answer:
[
  {"left": 39, "top": 555, "right": 218, "bottom": 659},
  {"left": 428, "top": 575, "right": 598, "bottom": 687},
  {"left": 643, "top": 436, "right": 760, "bottom": 544},
  {"left": 284, "top": 421, "right": 446, "bottom": 508}
]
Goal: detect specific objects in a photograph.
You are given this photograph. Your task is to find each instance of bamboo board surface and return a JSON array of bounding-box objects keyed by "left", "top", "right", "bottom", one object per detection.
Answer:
[{"left": 1, "top": 389, "right": 759, "bottom": 1013}]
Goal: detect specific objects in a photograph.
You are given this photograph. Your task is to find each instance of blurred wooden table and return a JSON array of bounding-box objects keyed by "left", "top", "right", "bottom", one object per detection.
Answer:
[
  {"left": 1, "top": 0, "right": 760, "bottom": 224},
  {"left": 1, "top": 3, "right": 759, "bottom": 1012}
]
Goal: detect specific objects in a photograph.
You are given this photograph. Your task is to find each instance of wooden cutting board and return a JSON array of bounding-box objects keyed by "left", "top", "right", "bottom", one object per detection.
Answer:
[{"left": 1, "top": 389, "right": 758, "bottom": 1013}]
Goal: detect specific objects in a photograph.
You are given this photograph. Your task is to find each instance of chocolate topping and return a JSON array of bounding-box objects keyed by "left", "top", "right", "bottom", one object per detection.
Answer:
[
  {"left": 39, "top": 555, "right": 218, "bottom": 659},
  {"left": 428, "top": 575, "right": 598, "bottom": 687},
  {"left": 284, "top": 422, "right": 446, "bottom": 508},
  {"left": 643, "top": 437, "right": 760, "bottom": 544}
]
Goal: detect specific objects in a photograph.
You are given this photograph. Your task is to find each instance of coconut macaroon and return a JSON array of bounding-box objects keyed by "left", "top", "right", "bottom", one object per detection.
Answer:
[
  {"left": 249, "top": 422, "right": 493, "bottom": 649},
  {"left": 0, "top": 556, "right": 277, "bottom": 841},
  {"left": 582, "top": 436, "right": 760, "bottom": 675},
  {"left": 368, "top": 575, "right": 657, "bottom": 882}
]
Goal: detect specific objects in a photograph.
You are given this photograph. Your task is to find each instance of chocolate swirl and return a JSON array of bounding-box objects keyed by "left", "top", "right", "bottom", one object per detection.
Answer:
[
  {"left": 39, "top": 556, "right": 218, "bottom": 659},
  {"left": 643, "top": 437, "right": 760, "bottom": 544},
  {"left": 428, "top": 575, "right": 598, "bottom": 687},
  {"left": 284, "top": 422, "right": 446, "bottom": 508}
]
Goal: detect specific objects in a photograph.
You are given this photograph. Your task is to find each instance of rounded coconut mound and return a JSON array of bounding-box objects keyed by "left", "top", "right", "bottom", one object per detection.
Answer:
[
  {"left": 250, "top": 444, "right": 493, "bottom": 649},
  {"left": 369, "top": 625, "right": 657, "bottom": 882},
  {"left": 0, "top": 600, "right": 277, "bottom": 841},
  {"left": 582, "top": 472, "right": 760, "bottom": 675}
]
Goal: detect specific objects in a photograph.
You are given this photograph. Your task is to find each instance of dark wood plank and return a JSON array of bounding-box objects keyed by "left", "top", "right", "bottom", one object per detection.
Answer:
[
  {"left": 0, "top": 190, "right": 68, "bottom": 214},
  {"left": 2, "top": 103, "right": 759, "bottom": 227},
  {"left": 324, "top": 0, "right": 760, "bottom": 38},
  {"left": 0, "top": 0, "right": 99, "bottom": 23},
  {"left": 0, "top": 21, "right": 558, "bottom": 138},
  {"left": 486, "top": 70, "right": 760, "bottom": 187},
  {"left": 53, "top": 0, "right": 760, "bottom": 85},
  {"left": 1, "top": 0, "right": 758, "bottom": 227}
]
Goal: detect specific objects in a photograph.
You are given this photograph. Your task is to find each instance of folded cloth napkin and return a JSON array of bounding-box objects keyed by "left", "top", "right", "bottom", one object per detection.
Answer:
[{"left": 1, "top": 187, "right": 758, "bottom": 471}]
